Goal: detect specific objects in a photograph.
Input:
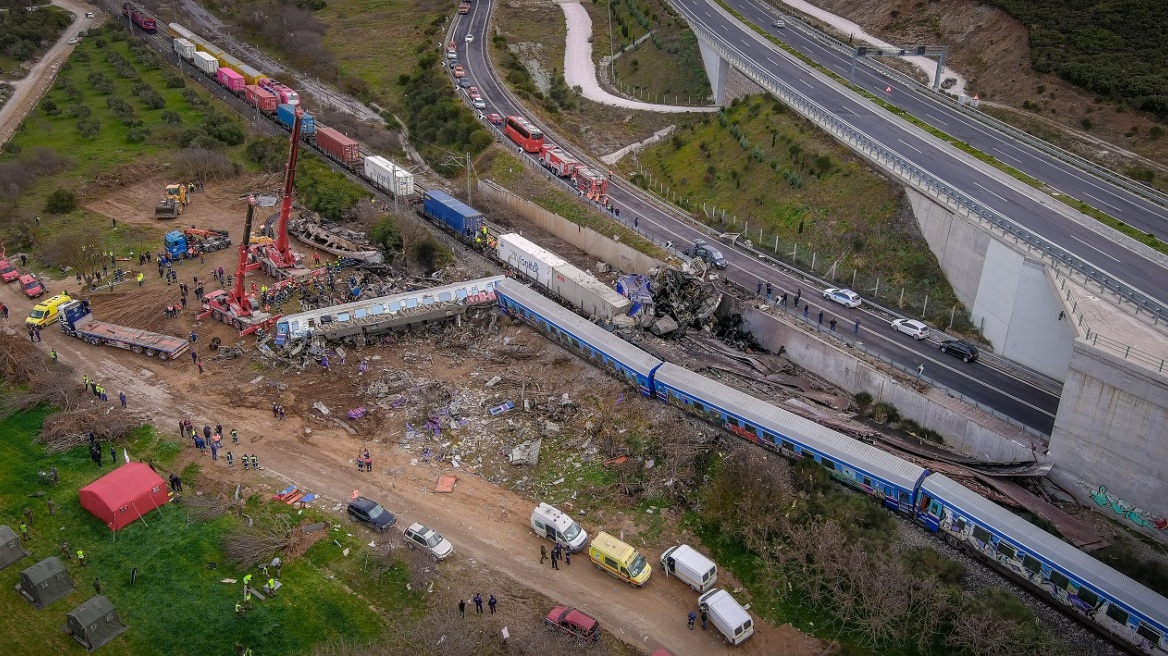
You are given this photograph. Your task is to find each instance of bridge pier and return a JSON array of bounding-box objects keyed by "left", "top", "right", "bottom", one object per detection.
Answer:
[{"left": 697, "top": 40, "right": 730, "bottom": 106}]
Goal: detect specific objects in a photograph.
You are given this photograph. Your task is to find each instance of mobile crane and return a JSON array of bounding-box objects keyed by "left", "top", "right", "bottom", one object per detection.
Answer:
[
  {"left": 253, "top": 105, "right": 313, "bottom": 282},
  {"left": 199, "top": 197, "right": 275, "bottom": 335}
]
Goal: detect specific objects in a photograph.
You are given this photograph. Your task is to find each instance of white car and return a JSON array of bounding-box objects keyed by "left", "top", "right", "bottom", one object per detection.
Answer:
[
  {"left": 891, "top": 319, "right": 929, "bottom": 340},
  {"left": 823, "top": 288, "right": 861, "bottom": 308},
  {"left": 772, "top": 19, "right": 785, "bottom": 28},
  {"left": 404, "top": 522, "right": 454, "bottom": 561},
  {"left": 68, "top": 38, "right": 78, "bottom": 45},
  {"left": 465, "top": 33, "right": 474, "bottom": 42}
]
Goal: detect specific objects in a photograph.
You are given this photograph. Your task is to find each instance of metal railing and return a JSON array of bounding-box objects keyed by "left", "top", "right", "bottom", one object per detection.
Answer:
[
  {"left": 761, "top": 2, "right": 1168, "bottom": 210},
  {"left": 682, "top": 18, "right": 1167, "bottom": 325},
  {"left": 1054, "top": 271, "right": 1168, "bottom": 374}
]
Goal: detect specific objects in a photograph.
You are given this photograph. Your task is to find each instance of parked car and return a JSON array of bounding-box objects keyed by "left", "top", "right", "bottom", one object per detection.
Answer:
[
  {"left": 467, "top": 86, "right": 481, "bottom": 99},
  {"left": 823, "top": 287, "right": 861, "bottom": 308},
  {"left": 452, "top": 65, "right": 465, "bottom": 78},
  {"left": 545, "top": 605, "right": 600, "bottom": 643},
  {"left": 346, "top": 496, "right": 397, "bottom": 533},
  {"left": 404, "top": 522, "right": 454, "bottom": 560},
  {"left": 486, "top": 113, "right": 503, "bottom": 125},
  {"left": 890, "top": 319, "right": 929, "bottom": 340},
  {"left": 68, "top": 38, "right": 78, "bottom": 45},
  {"left": 0, "top": 258, "right": 19, "bottom": 283},
  {"left": 459, "top": 78, "right": 471, "bottom": 88},
  {"left": 472, "top": 97, "right": 486, "bottom": 109},
  {"left": 940, "top": 339, "right": 979, "bottom": 363},
  {"left": 85, "top": 11, "right": 95, "bottom": 18},
  {"left": 19, "top": 274, "right": 45, "bottom": 299},
  {"left": 686, "top": 239, "right": 727, "bottom": 269},
  {"left": 941, "top": 77, "right": 957, "bottom": 89}
]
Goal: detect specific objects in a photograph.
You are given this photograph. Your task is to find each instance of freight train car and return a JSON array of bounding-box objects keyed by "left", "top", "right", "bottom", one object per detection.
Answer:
[
  {"left": 420, "top": 190, "right": 482, "bottom": 237},
  {"left": 316, "top": 127, "right": 361, "bottom": 167},
  {"left": 277, "top": 104, "right": 315, "bottom": 136},
  {"left": 244, "top": 85, "right": 278, "bottom": 113},
  {"left": 363, "top": 156, "right": 415, "bottom": 198}
]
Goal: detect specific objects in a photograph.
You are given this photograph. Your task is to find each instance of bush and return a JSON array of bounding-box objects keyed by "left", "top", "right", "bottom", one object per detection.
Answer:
[
  {"left": 853, "top": 391, "right": 873, "bottom": 415},
  {"left": 174, "top": 148, "right": 239, "bottom": 181},
  {"left": 245, "top": 138, "right": 287, "bottom": 173},
  {"left": 295, "top": 158, "right": 366, "bottom": 220},
  {"left": 77, "top": 118, "right": 100, "bottom": 138},
  {"left": 45, "top": 188, "right": 77, "bottom": 214},
  {"left": 370, "top": 217, "right": 403, "bottom": 255},
  {"left": 901, "top": 547, "right": 966, "bottom": 585}
]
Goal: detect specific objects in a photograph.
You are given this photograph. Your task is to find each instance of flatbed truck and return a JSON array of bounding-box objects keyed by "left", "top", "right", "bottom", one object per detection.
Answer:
[{"left": 59, "top": 300, "right": 190, "bottom": 360}]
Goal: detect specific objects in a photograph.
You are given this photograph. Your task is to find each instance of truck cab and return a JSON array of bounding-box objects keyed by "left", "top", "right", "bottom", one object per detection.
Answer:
[{"left": 164, "top": 230, "right": 188, "bottom": 259}]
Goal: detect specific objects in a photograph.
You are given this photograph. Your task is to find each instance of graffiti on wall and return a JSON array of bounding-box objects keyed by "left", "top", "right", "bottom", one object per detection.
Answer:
[{"left": 1088, "top": 485, "right": 1168, "bottom": 533}]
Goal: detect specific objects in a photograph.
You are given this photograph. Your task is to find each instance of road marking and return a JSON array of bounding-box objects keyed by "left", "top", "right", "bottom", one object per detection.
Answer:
[
  {"left": 1067, "top": 234, "right": 1121, "bottom": 262},
  {"left": 973, "top": 181, "right": 1010, "bottom": 204},
  {"left": 1083, "top": 192, "right": 1123, "bottom": 213},
  {"left": 897, "top": 138, "right": 922, "bottom": 154},
  {"left": 800, "top": 79, "right": 814, "bottom": 88},
  {"left": 991, "top": 148, "right": 1023, "bottom": 166},
  {"left": 704, "top": 10, "right": 711, "bottom": 17},
  {"left": 924, "top": 113, "right": 948, "bottom": 126},
  {"left": 767, "top": 57, "right": 781, "bottom": 67}
]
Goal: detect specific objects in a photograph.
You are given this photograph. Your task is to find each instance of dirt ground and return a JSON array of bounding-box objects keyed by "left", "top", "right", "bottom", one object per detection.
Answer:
[{"left": 0, "top": 180, "right": 825, "bottom": 656}]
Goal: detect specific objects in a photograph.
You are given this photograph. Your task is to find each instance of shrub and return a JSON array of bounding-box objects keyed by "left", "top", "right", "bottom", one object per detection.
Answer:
[
  {"left": 370, "top": 217, "right": 403, "bottom": 255},
  {"left": 853, "top": 391, "right": 873, "bottom": 415},
  {"left": 45, "top": 188, "right": 77, "bottom": 214},
  {"left": 872, "top": 401, "right": 900, "bottom": 424},
  {"left": 245, "top": 138, "right": 286, "bottom": 173}
]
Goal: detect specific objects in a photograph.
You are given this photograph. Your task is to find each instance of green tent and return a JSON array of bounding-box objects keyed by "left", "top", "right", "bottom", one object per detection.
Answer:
[
  {"left": 16, "top": 556, "right": 74, "bottom": 609},
  {"left": 0, "top": 525, "right": 29, "bottom": 570},
  {"left": 66, "top": 595, "right": 129, "bottom": 653}
]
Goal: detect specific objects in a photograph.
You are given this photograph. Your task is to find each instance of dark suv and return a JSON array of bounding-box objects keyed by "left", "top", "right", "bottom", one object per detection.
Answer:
[
  {"left": 347, "top": 496, "right": 397, "bottom": 533},
  {"left": 940, "top": 339, "right": 979, "bottom": 363},
  {"left": 686, "top": 240, "right": 727, "bottom": 269}
]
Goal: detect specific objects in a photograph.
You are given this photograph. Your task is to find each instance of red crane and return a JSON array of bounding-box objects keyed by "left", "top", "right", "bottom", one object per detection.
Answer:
[
  {"left": 256, "top": 106, "right": 307, "bottom": 276},
  {"left": 199, "top": 197, "right": 259, "bottom": 329}
]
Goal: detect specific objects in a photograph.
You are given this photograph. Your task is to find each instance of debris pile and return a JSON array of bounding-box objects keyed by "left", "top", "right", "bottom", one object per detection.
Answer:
[{"left": 616, "top": 267, "right": 722, "bottom": 337}]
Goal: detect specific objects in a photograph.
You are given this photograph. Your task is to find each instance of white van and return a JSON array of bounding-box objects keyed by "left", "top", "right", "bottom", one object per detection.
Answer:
[
  {"left": 660, "top": 544, "right": 717, "bottom": 592},
  {"left": 530, "top": 502, "right": 588, "bottom": 552},
  {"left": 698, "top": 588, "right": 754, "bottom": 646}
]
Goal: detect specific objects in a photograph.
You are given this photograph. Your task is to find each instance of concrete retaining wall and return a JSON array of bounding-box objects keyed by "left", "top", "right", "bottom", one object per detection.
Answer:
[
  {"left": 477, "top": 180, "right": 664, "bottom": 275},
  {"left": 736, "top": 298, "right": 1035, "bottom": 463}
]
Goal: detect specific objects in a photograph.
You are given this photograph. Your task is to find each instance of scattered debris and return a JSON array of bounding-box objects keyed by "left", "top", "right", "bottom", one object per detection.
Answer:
[
  {"left": 435, "top": 475, "right": 458, "bottom": 493},
  {"left": 509, "top": 439, "right": 542, "bottom": 466},
  {"left": 313, "top": 401, "right": 331, "bottom": 416}
]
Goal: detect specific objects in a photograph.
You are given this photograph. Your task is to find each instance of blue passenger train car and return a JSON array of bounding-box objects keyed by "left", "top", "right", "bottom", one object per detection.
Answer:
[
  {"left": 495, "top": 279, "right": 662, "bottom": 396},
  {"left": 917, "top": 474, "right": 1168, "bottom": 655},
  {"left": 652, "top": 362, "right": 928, "bottom": 513}
]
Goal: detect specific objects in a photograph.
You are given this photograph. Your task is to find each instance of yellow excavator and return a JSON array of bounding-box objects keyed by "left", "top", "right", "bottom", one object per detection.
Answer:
[{"left": 154, "top": 184, "right": 189, "bottom": 219}]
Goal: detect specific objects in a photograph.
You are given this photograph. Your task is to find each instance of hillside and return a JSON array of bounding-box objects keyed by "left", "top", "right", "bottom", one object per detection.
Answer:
[{"left": 787, "top": 0, "right": 1168, "bottom": 175}]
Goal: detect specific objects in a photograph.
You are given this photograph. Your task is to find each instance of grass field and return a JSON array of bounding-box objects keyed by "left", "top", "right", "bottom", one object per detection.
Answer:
[
  {"left": 622, "top": 95, "right": 963, "bottom": 322},
  {"left": 606, "top": 0, "right": 712, "bottom": 103},
  {"left": 0, "top": 409, "right": 411, "bottom": 656}
]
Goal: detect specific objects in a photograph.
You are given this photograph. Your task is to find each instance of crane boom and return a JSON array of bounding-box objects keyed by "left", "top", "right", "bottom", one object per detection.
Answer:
[
  {"left": 273, "top": 106, "right": 303, "bottom": 261},
  {"left": 231, "top": 196, "right": 256, "bottom": 316}
]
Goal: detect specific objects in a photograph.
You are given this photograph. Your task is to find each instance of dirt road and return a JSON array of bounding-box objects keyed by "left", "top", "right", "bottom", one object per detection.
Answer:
[{"left": 0, "top": 0, "right": 103, "bottom": 148}]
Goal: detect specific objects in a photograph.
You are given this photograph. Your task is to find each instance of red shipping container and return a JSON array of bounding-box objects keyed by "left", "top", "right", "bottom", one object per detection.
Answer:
[
  {"left": 316, "top": 127, "right": 360, "bottom": 166},
  {"left": 217, "top": 67, "right": 244, "bottom": 93},
  {"left": 244, "top": 85, "right": 278, "bottom": 113}
]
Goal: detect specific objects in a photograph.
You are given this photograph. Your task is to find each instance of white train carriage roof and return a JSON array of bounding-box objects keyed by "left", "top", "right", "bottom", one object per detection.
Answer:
[
  {"left": 495, "top": 278, "right": 661, "bottom": 378},
  {"left": 921, "top": 474, "right": 1168, "bottom": 630},
  {"left": 654, "top": 362, "right": 927, "bottom": 491},
  {"left": 279, "top": 276, "right": 504, "bottom": 341}
]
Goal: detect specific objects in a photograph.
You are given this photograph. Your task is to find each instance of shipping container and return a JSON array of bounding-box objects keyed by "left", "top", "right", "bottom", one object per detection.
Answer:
[
  {"left": 193, "top": 51, "right": 219, "bottom": 76},
  {"left": 237, "top": 63, "right": 266, "bottom": 86},
  {"left": 167, "top": 22, "right": 193, "bottom": 40},
  {"left": 316, "top": 127, "right": 361, "bottom": 166},
  {"left": 244, "top": 85, "right": 278, "bottom": 113},
  {"left": 172, "top": 38, "right": 195, "bottom": 60},
  {"left": 421, "top": 190, "right": 482, "bottom": 237},
  {"left": 277, "top": 104, "right": 315, "bottom": 136},
  {"left": 497, "top": 233, "right": 566, "bottom": 289},
  {"left": 216, "top": 67, "right": 245, "bottom": 93},
  {"left": 547, "top": 261, "right": 631, "bottom": 321},
  {"left": 364, "top": 156, "right": 415, "bottom": 197}
]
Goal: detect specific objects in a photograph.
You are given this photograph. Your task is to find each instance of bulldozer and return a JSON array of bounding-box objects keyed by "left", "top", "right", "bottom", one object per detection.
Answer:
[{"left": 154, "top": 184, "right": 189, "bottom": 219}]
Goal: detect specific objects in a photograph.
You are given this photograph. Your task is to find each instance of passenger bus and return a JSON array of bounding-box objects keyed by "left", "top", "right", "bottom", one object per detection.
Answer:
[{"left": 504, "top": 115, "right": 545, "bottom": 153}]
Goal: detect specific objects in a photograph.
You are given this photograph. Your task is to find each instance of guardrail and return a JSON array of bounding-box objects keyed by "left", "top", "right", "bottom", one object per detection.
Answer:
[
  {"left": 682, "top": 17, "right": 1168, "bottom": 325},
  {"left": 761, "top": 3, "right": 1168, "bottom": 210}
]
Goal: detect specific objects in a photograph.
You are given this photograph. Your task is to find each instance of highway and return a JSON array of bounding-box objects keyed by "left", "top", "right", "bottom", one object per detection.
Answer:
[
  {"left": 457, "top": 1, "right": 1059, "bottom": 435},
  {"left": 670, "top": 0, "right": 1168, "bottom": 311}
]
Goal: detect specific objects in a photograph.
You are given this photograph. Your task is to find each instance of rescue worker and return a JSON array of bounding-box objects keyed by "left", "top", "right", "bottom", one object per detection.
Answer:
[
  {"left": 235, "top": 601, "right": 244, "bottom": 619},
  {"left": 251, "top": 454, "right": 259, "bottom": 470},
  {"left": 226, "top": 451, "right": 234, "bottom": 467},
  {"left": 266, "top": 576, "right": 276, "bottom": 597},
  {"left": 242, "top": 572, "right": 252, "bottom": 594},
  {"left": 77, "top": 548, "right": 86, "bottom": 567},
  {"left": 242, "top": 454, "right": 250, "bottom": 471},
  {"left": 231, "top": 429, "right": 239, "bottom": 444}
]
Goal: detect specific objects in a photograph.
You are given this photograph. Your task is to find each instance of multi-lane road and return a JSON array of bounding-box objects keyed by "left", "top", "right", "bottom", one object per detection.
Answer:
[
  {"left": 674, "top": 0, "right": 1168, "bottom": 311},
  {"left": 457, "top": 0, "right": 1060, "bottom": 435}
]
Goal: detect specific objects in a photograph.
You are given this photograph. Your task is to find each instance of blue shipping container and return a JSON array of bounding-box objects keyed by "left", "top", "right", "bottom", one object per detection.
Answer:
[
  {"left": 277, "top": 104, "right": 315, "bottom": 136},
  {"left": 422, "top": 190, "right": 482, "bottom": 236}
]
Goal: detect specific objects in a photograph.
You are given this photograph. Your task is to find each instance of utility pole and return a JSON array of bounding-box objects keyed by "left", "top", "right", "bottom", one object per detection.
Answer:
[{"left": 466, "top": 152, "right": 472, "bottom": 204}]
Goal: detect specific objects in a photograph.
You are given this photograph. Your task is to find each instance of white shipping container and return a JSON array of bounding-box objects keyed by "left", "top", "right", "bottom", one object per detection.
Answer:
[
  {"left": 497, "top": 234, "right": 565, "bottom": 289},
  {"left": 193, "top": 51, "right": 219, "bottom": 75},
  {"left": 393, "top": 169, "right": 415, "bottom": 197},
  {"left": 364, "top": 155, "right": 395, "bottom": 193},
  {"left": 548, "top": 262, "right": 631, "bottom": 321},
  {"left": 173, "top": 38, "right": 196, "bottom": 60}
]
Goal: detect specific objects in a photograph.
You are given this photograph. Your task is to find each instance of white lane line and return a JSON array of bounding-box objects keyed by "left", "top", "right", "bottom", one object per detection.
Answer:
[
  {"left": 1067, "top": 234, "right": 1121, "bottom": 262},
  {"left": 973, "top": 181, "right": 1010, "bottom": 204},
  {"left": 704, "top": 10, "right": 711, "bottom": 17},
  {"left": 924, "top": 113, "right": 948, "bottom": 125},
  {"left": 1084, "top": 192, "right": 1124, "bottom": 213},
  {"left": 991, "top": 148, "right": 1023, "bottom": 166},
  {"left": 897, "top": 138, "right": 922, "bottom": 154},
  {"left": 799, "top": 78, "right": 814, "bottom": 88},
  {"left": 767, "top": 57, "right": 781, "bottom": 67}
]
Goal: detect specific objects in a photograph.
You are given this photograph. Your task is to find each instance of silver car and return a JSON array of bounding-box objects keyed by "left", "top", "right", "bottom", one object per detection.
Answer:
[
  {"left": 404, "top": 522, "right": 454, "bottom": 561},
  {"left": 891, "top": 319, "right": 929, "bottom": 340}
]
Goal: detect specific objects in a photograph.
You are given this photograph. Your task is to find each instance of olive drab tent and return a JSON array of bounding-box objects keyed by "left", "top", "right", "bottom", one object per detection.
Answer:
[
  {"left": 16, "top": 556, "right": 75, "bottom": 609},
  {"left": 0, "top": 525, "right": 30, "bottom": 570},
  {"left": 66, "top": 595, "right": 129, "bottom": 652},
  {"left": 79, "top": 462, "right": 169, "bottom": 531}
]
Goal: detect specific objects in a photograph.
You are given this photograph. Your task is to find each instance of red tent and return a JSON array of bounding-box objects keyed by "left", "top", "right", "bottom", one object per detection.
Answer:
[{"left": 79, "top": 462, "right": 169, "bottom": 531}]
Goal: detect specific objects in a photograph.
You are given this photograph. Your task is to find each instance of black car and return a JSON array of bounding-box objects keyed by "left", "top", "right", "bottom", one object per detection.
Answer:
[
  {"left": 940, "top": 339, "right": 979, "bottom": 363},
  {"left": 687, "top": 240, "right": 727, "bottom": 269},
  {"left": 347, "top": 496, "right": 397, "bottom": 533}
]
